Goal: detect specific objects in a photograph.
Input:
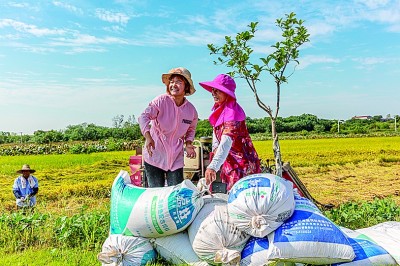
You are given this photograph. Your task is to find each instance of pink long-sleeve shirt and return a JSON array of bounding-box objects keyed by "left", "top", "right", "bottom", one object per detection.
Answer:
[{"left": 138, "top": 94, "right": 198, "bottom": 171}]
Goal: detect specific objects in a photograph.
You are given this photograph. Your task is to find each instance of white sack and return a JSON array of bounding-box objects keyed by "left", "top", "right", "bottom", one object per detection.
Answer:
[
  {"left": 240, "top": 237, "right": 273, "bottom": 266},
  {"left": 332, "top": 227, "right": 397, "bottom": 265},
  {"left": 110, "top": 170, "right": 204, "bottom": 237},
  {"left": 188, "top": 197, "right": 249, "bottom": 265},
  {"left": 356, "top": 221, "right": 400, "bottom": 264},
  {"left": 227, "top": 173, "right": 295, "bottom": 237},
  {"left": 97, "top": 234, "right": 156, "bottom": 266},
  {"left": 267, "top": 194, "right": 355, "bottom": 265},
  {"left": 151, "top": 231, "right": 209, "bottom": 266}
]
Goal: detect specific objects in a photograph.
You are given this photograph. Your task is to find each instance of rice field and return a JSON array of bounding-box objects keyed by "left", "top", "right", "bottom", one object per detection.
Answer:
[
  {"left": 253, "top": 136, "right": 400, "bottom": 206},
  {"left": 1, "top": 136, "right": 399, "bottom": 213}
]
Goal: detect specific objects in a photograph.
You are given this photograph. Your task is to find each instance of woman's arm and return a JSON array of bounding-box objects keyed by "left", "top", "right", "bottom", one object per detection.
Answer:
[
  {"left": 205, "top": 134, "right": 232, "bottom": 184},
  {"left": 207, "top": 134, "right": 232, "bottom": 171}
]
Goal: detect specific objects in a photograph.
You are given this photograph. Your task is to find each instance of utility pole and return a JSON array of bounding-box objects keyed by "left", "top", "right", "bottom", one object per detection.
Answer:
[
  {"left": 19, "top": 132, "right": 23, "bottom": 144},
  {"left": 337, "top": 120, "right": 344, "bottom": 133},
  {"left": 395, "top": 116, "right": 397, "bottom": 132}
]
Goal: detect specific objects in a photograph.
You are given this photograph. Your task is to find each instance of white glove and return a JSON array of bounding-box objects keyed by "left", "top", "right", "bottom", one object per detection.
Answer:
[{"left": 20, "top": 196, "right": 25, "bottom": 201}]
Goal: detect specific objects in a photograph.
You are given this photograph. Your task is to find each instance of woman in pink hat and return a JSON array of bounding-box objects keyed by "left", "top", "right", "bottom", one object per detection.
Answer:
[
  {"left": 138, "top": 67, "right": 198, "bottom": 187},
  {"left": 200, "top": 74, "right": 261, "bottom": 191}
]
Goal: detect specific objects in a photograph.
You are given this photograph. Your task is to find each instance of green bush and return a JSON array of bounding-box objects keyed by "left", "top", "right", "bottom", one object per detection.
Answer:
[
  {"left": 0, "top": 209, "right": 109, "bottom": 253},
  {"left": 0, "top": 212, "right": 49, "bottom": 252},
  {"left": 53, "top": 210, "right": 109, "bottom": 250},
  {"left": 324, "top": 197, "right": 400, "bottom": 229}
]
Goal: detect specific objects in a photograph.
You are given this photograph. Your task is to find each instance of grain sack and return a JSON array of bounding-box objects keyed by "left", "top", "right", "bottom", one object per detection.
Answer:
[
  {"left": 332, "top": 227, "right": 397, "bottom": 265},
  {"left": 188, "top": 197, "right": 249, "bottom": 265},
  {"left": 267, "top": 194, "right": 355, "bottom": 264},
  {"left": 241, "top": 237, "right": 308, "bottom": 266},
  {"left": 240, "top": 237, "right": 270, "bottom": 266},
  {"left": 356, "top": 221, "right": 400, "bottom": 264},
  {"left": 97, "top": 234, "right": 156, "bottom": 266},
  {"left": 227, "top": 173, "right": 295, "bottom": 237},
  {"left": 151, "top": 231, "right": 208, "bottom": 266},
  {"left": 110, "top": 170, "right": 204, "bottom": 237}
]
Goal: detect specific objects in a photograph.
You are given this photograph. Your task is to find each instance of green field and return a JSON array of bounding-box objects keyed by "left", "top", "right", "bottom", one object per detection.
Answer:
[{"left": 1, "top": 136, "right": 400, "bottom": 265}]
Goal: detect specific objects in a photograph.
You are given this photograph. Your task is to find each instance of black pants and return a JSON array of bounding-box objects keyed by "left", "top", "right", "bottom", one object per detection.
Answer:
[{"left": 144, "top": 162, "right": 184, "bottom": 187}]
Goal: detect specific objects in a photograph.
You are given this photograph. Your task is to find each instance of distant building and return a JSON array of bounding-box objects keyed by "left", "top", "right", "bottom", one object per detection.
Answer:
[
  {"left": 352, "top": 115, "right": 372, "bottom": 120},
  {"left": 380, "top": 117, "right": 394, "bottom": 122}
]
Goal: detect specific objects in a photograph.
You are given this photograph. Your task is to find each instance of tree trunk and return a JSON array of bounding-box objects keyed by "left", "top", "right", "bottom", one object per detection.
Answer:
[{"left": 271, "top": 119, "right": 283, "bottom": 176}]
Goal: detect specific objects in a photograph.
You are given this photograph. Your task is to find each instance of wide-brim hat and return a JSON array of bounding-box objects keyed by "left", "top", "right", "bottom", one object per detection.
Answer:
[
  {"left": 161, "top": 67, "right": 196, "bottom": 96},
  {"left": 16, "top": 164, "right": 35, "bottom": 174},
  {"left": 199, "top": 74, "right": 236, "bottom": 99}
]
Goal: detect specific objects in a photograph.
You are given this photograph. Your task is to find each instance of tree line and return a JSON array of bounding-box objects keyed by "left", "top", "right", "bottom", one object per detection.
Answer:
[{"left": 0, "top": 113, "right": 398, "bottom": 145}]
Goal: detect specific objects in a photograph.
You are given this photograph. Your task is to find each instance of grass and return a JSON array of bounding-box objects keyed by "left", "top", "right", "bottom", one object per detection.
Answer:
[{"left": 0, "top": 248, "right": 98, "bottom": 266}]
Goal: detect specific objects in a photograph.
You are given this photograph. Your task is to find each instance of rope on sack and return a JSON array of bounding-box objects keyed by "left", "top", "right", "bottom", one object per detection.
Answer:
[
  {"left": 215, "top": 247, "right": 241, "bottom": 265},
  {"left": 251, "top": 215, "right": 268, "bottom": 230},
  {"left": 196, "top": 178, "right": 212, "bottom": 196},
  {"left": 97, "top": 249, "right": 124, "bottom": 265}
]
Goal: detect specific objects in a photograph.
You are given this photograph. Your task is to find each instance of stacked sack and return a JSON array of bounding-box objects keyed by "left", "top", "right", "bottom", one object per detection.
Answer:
[
  {"left": 241, "top": 193, "right": 356, "bottom": 265},
  {"left": 98, "top": 170, "right": 399, "bottom": 266},
  {"left": 355, "top": 221, "right": 400, "bottom": 264},
  {"left": 188, "top": 196, "right": 249, "bottom": 265},
  {"left": 98, "top": 171, "right": 297, "bottom": 265},
  {"left": 99, "top": 170, "right": 206, "bottom": 265}
]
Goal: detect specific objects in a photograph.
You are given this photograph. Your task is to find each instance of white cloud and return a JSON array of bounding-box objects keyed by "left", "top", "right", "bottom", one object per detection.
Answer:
[
  {"left": 183, "top": 15, "right": 209, "bottom": 26},
  {"left": 307, "top": 22, "right": 336, "bottom": 39},
  {"left": 352, "top": 1, "right": 400, "bottom": 31},
  {"left": 52, "top": 1, "right": 83, "bottom": 15},
  {"left": 356, "top": 0, "right": 391, "bottom": 9},
  {"left": 0, "top": 19, "right": 65, "bottom": 36},
  {"left": 103, "top": 25, "right": 125, "bottom": 33},
  {"left": 297, "top": 55, "right": 340, "bottom": 69},
  {"left": 7, "top": 2, "right": 39, "bottom": 11},
  {"left": 353, "top": 57, "right": 387, "bottom": 65},
  {"left": 8, "top": 2, "right": 30, "bottom": 8},
  {"left": 352, "top": 56, "right": 391, "bottom": 70},
  {"left": 387, "top": 23, "right": 400, "bottom": 32},
  {"left": 374, "top": 8, "right": 400, "bottom": 24},
  {"left": 65, "top": 47, "right": 107, "bottom": 54},
  {"left": 49, "top": 33, "right": 128, "bottom": 47},
  {"left": 95, "top": 9, "right": 130, "bottom": 25}
]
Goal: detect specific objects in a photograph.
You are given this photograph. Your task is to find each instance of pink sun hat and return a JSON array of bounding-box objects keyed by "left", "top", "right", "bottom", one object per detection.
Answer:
[{"left": 199, "top": 74, "right": 236, "bottom": 99}]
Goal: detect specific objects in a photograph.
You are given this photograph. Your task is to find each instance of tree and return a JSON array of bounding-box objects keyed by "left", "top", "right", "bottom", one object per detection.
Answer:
[
  {"left": 112, "top": 115, "right": 124, "bottom": 128},
  {"left": 123, "top": 115, "right": 137, "bottom": 128},
  {"left": 208, "top": 12, "right": 310, "bottom": 176}
]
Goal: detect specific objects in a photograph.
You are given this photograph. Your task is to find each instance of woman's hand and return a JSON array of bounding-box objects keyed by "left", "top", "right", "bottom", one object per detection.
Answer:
[
  {"left": 144, "top": 132, "right": 155, "bottom": 157},
  {"left": 185, "top": 144, "right": 196, "bottom": 158},
  {"left": 205, "top": 168, "right": 217, "bottom": 185}
]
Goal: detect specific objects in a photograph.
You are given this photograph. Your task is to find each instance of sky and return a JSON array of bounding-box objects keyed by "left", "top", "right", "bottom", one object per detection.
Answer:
[{"left": 1, "top": 0, "right": 399, "bottom": 134}]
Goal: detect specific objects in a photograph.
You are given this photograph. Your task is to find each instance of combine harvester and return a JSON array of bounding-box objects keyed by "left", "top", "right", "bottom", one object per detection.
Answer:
[{"left": 128, "top": 136, "right": 332, "bottom": 209}]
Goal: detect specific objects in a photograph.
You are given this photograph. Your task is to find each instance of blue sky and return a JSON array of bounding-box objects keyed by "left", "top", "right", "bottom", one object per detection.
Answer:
[{"left": 1, "top": 0, "right": 399, "bottom": 134}]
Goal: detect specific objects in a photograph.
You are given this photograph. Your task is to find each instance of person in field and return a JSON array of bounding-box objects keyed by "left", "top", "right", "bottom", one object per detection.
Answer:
[
  {"left": 199, "top": 74, "right": 261, "bottom": 191},
  {"left": 12, "top": 164, "right": 39, "bottom": 209},
  {"left": 138, "top": 67, "right": 198, "bottom": 187}
]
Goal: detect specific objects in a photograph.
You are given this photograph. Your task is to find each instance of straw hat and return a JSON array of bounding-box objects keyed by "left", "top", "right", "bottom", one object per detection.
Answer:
[
  {"left": 199, "top": 74, "right": 237, "bottom": 99},
  {"left": 16, "top": 164, "right": 36, "bottom": 174},
  {"left": 161, "top": 67, "right": 196, "bottom": 96}
]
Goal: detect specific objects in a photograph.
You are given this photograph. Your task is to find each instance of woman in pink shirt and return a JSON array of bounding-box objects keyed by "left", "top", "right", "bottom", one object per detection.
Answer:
[
  {"left": 199, "top": 74, "right": 261, "bottom": 191},
  {"left": 138, "top": 67, "right": 198, "bottom": 187}
]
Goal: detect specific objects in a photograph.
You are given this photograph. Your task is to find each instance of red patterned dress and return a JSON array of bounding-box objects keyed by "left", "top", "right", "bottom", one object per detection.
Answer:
[{"left": 213, "top": 120, "right": 261, "bottom": 191}]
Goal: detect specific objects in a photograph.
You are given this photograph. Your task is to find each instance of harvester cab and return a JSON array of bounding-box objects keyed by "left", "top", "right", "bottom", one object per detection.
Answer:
[{"left": 129, "top": 136, "right": 222, "bottom": 190}]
